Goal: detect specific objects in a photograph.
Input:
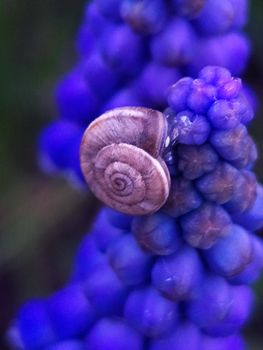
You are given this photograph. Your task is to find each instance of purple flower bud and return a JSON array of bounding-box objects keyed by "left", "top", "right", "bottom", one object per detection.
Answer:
[
  {"left": 84, "top": 260, "right": 127, "bottom": 316},
  {"left": 224, "top": 170, "right": 257, "bottom": 214},
  {"left": 167, "top": 77, "right": 194, "bottom": 112},
  {"left": 230, "top": 236, "right": 263, "bottom": 284},
  {"left": 151, "top": 18, "right": 196, "bottom": 66},
  {"left": 177, "top": 144, "right": 219, "bottom": 180},
  {"left": 56, "top": 69, "right": 99, "bottom": 125},
  {"left": 121, "top": 0, "right": 167, "bottom": 35},
  {"left": 187, "top": 79, "right": 217, "bottom": 114},
  {"left": 196, "top": 162, "right": 238, "bottom": 204},
  {"left": 198, "top": 66, "right": 232, "bottom": 87},
  {"left": 99, "top": 24, "right": 145, "bottom": 77},
  {"left": 85, "top": 319, "right": 143, "bottom": 350},
  {"left": 208, "top": 100, "right": 242, "bottom": 129},
  {"left": 207, "top": 285, "right": 254, "bottom": 336},
  {"left": 181, "top": 203, "right": 232, "bottom": 249},
  {"left": 16, "top": 300, "right": 56, "bottom": 349},
  {"left": 173, "top": 110, "right": 211, "bottom": 145},
  {"left": 210, "top": 124, "right": 250, "bottom": 166},
  {"left": 132, "top": 212, "right": 181, "bottom": 255},
  {"left": 188, "top": 33, "right": 250, "bottom": 76},
  {"left": 107, "top": 234, "right": 153, "bottom": 286},
  {"left": 194, "top": 0, "right": 245, "bottom": 35},
  {"left": 233, "top": 185, "right": 263, "bottom": 231},
  {"left": 220, "top": 32, "right": 251, "bottom": 75},
  {"left": 124, "top": 287, "right": 178, "bottom": 337},
  {"left": 152, "top": 245, "right": 203, "bottom": 300},
  {"left": 47, "top": 285, "right": 95, "bottom": 339},
  {"left": 83, "top": 53, "right": 119, "bottom": 99},
  {"left": 72, "top": 235, "right": 104, "bottom": 281},
  {"left": 210, "top": 124, "right": 257, "bottom": 169},
  {"left": 234, "top": 92, "right": 255, "bottom": 124},
  {"left": 187, "top": 275, "right": 230, "bottom": 334},
  {"left": 91, "top": 209, "right": 124, "bottom": 253},
  {"left": 217, "top": 78, "right": 242, "bottom": 99},
  {"left": 187, "top": 275, "right": 254, "bottom": 336},
  {"left": 38, "top": 121, "right": 83, "bottom": 173},
  {"left": 204, "top": 225, "right": 253, "bottom": 278},
  {"left": 163, "top": 177, "right": 202, "bottom": 217}
]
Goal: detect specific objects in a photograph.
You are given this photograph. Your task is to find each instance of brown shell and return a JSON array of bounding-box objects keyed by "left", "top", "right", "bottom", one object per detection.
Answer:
[{"left": 80, "top": 107, "right": 171, "bottom": 215}]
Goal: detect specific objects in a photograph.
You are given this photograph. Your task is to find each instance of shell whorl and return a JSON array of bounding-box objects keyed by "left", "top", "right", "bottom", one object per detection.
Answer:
[{"left": 80, "top": 107, "right": 171, "bottom": 215}]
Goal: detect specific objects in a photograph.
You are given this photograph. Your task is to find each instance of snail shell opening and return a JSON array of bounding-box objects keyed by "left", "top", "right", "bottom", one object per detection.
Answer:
[{"left": 80, "top": 107, "right": 171, "bottom": 215}]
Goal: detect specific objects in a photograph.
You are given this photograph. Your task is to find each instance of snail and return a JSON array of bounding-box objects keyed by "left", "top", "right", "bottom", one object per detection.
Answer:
[{"left": 80, "top": 107, "right": 178, "bottom": 215}]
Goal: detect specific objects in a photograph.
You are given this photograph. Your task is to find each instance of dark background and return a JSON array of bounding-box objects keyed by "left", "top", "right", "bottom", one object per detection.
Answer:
[{"left": 0, "top": 1, "right": 263, "bottom": 349}]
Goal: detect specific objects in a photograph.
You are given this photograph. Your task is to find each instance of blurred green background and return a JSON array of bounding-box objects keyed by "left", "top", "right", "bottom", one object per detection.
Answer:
[{"left": 0, "top": 1, "right": 263, "bottom": 349}]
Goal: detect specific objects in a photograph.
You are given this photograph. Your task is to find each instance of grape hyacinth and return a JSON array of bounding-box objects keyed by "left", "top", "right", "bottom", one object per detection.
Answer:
[
  {"left": 11, "top": 0, "right": 263, "bottom": 349},
  {"left": 10, "top": 65, "right": 263, "bottom": 349},
  {"left": 38, "top": 0, "right": 251, "bottom": 187}
]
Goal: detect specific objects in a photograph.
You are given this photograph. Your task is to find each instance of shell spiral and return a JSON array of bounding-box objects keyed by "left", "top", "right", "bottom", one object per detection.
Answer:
[{"left": 80, "top": 107, "right": 171, "bottom": 215}]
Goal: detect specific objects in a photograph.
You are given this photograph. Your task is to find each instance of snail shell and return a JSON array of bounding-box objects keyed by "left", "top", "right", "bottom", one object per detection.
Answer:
[{"left": 80, "top": 107, "right": 171, "bottom": 215}]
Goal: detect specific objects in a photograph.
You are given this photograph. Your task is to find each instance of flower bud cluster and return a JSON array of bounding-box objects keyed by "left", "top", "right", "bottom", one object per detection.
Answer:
[
  {"left": 11, "top": 67, "right": 263, "bottom": 349},
  {"left": 10, "top": 204, "right": 260, "bottom": 350},
  {"left": 38, "top": 0, "right": 251, "bottom": 186}
]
